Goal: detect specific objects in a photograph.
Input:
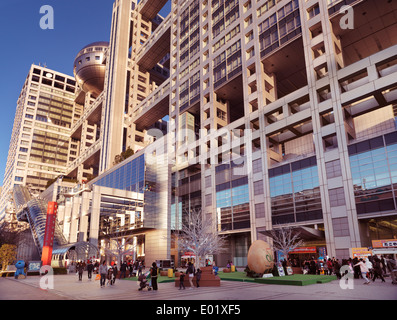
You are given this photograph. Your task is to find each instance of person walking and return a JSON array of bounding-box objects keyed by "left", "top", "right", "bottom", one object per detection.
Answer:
[
  {"left": 334, "top": 259, "right": 341, "bottom": 280},
  {"left": 120, "top": 261, "right": 128, "bottom": 279},
  {"left": 179, "top": 272, "right": 186, "bottom": 290},
  {"left": 365, "top": 257, "right": 373, "bottom": 279},
  {"left": 186, "top": 261, "right": 196, "bottom": 288},
  {"left": 372, "top": 256, "right": 386, "bottom": 283},
  {"left": 327, "top": 258, "right": 334, "bottom": 276},
  {"left": 129, "top": 261, "right": 134, "bottom": 277},
  {"left": 77, "top": 261, "right": 84, "bottom": 281},
  {"left": 87, "top": 260, "right": 94, "bottom": 280},
  {"left": 195, "top": 268, "right": 202, "bottom": 288},
  {"left": 99, "top": 261, "right": 107, "bottom": 288},
  {"left": 107, "top": 264, "right": 114, "bottom": 286},
  {"left": 138, "top": 261, "right": 143, "bottom": 277},
  {"left": 112, "top": 262, "right": 118, "bottom": 285},
  {"left": 354, "top": 258, "right": 371, "bottom": 284},
  {"left": 150, "top": 262, "right": 158, "bottom": 291}
]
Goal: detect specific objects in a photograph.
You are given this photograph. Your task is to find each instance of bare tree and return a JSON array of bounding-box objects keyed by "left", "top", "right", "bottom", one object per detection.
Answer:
[
  {"left": 177, "top": 208, "right": 227, "bottom": 267},
  {"left": 268, "top": 226, "right": 304, "bottom": 263},
  {"left": 102, "top": 234, "right": 137, "bottom": 266}
]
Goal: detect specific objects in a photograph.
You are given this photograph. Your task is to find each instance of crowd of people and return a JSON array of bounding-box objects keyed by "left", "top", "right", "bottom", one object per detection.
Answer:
[
  {"left": 71, "top": 259, "right": 146, "bottom": 288},
  {"left": 287, "top": 254, "right": 397, "bottom": 284}
]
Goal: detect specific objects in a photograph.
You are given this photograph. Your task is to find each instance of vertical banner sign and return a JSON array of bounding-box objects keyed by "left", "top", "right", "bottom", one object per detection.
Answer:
[{"left": 41, "top": 202, "right": 58, "bottom": 266}]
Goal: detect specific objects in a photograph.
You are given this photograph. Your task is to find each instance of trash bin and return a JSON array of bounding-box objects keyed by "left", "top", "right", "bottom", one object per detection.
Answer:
[
  {"left": 231, "top": 265, "right": 236, "bottom": 272},
  {"left": 168, "top": 268, "right": 173, "bottom": 278}
]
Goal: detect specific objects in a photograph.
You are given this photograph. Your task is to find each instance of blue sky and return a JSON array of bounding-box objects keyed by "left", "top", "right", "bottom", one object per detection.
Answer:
[{"left": 0, "top": 0, "right": 171, "bottom": 184}]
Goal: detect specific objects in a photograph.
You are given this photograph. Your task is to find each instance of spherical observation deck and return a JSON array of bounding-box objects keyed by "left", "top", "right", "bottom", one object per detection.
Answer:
[{"left": 73, "top": 41, "right": 109, "bottom": 96}]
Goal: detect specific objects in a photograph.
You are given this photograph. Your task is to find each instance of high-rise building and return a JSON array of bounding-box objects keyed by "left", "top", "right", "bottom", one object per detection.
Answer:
[
  {"left": 0, "top": 65, "right": 76, "bottom": 221},
  {"left": 5, "top": 0, "right": 397, "bottom": 266}
]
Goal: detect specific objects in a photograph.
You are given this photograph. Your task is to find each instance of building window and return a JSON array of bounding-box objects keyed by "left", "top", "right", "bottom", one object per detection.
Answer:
[
  {"left": 252, "top": 159, "right": 262, "bottom": 174},
  {"left": 255, "top": 202, "right": 265, "bottom": 218},
  {"left": 332, "top": 217, "right": 350, "bottom": 237},
  {"left": 253, "top": 180, "right": 264, "bottom": 195},
  {"left": 329, "top": 187, "right": 346, "bottom": 207},
  {"left": 325, "top": 159, "right": 342, "bottom": 179}
]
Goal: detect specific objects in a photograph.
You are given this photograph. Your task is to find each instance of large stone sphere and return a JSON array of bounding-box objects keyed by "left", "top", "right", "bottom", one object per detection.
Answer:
[{"left": 247, "top": 240, "right": 274, "bottom": 274}]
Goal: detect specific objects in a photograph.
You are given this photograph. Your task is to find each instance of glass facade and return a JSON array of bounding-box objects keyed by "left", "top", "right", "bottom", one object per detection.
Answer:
[
  {"left": 216, "top": 176, "right": 250, "bottom": 231},
  {"left": 94, "top": 154, "right": 145, "bottom": 192},
  {"left": 348, "top": 132, "right": 397, "bottom": 215},
  {"left": 269, "top": 156, "right": 322, "bottom": 224},
  {"left": 98, "top": 195, "right": 144, "bottom": 237}
]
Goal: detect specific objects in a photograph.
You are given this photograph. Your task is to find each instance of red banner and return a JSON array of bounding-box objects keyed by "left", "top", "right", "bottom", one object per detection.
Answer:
[{"left": 41, "top": 202, "right": 58, "bottom": 266}]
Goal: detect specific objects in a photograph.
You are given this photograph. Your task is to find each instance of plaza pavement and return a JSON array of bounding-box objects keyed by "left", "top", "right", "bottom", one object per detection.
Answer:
[{"left": 0, "top": 272, "right": 396, "bottom": 301}]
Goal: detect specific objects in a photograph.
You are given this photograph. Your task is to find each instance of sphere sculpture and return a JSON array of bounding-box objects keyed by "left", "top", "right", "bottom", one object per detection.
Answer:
[
  {"left": 73, "top": 41, "right": 109, "bottom": 96},
  {"left": 247, "top": 240, "right": 274, "bottom": 274}
]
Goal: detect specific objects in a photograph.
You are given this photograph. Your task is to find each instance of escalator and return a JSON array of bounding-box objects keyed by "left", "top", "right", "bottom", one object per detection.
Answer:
[{"left": 13, "top": 185, "right": 97, "bottom": 263}]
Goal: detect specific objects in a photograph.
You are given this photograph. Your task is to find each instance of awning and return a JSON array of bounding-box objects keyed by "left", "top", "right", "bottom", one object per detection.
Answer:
[{"left": 259, "top": 226, "right": 325, "bottom": 241}]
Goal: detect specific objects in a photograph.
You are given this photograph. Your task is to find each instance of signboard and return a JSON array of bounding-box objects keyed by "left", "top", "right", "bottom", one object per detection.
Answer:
[
  {"left": 277, "top": 263, "right": 285, "bottom": 276},
  {"left": 372, "top": 239, "right": 397, "bottom": 248},
  {"left": 289, "top": 247, "right": 317, "bottom": 254},
  {"left": 351, "top": 247, "right": 372, "bottom": 259},
  {"left": 28, "top": 261, "right": 42, "bottom": 272},
  {"left": 41, "top": 202, "right": 58, "bottom": 266},
  {"left": 286, "top": 266, "right": 293, "bottom": 275}
]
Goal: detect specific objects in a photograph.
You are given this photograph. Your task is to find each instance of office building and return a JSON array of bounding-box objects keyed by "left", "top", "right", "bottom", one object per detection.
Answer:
[
  {"left": 0, "top": 65, "right": 76, "bottom": 221},
  {"left": 4, "top": 0, "right": 397, "bottom": 266}
]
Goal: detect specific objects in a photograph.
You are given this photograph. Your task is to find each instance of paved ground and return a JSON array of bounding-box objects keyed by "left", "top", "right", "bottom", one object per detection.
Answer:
[{"left": 1, "top": 273, "right": 396, "bottom": 301}]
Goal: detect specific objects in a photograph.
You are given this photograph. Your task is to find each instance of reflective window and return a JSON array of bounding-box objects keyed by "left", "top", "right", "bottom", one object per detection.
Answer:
[
  {"left": 269, "top": 156, "right": 322, "bottom": 224},
  {"left": 349, "top": 133, "right": 397, "bottom": 215}
]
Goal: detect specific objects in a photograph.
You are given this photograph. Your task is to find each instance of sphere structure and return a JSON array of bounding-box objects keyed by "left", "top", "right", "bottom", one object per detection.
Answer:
[
  {"left": 247, "top": 240, "right": 274, "bottom": 274},
  {"left": 73, "top": 41, "right": 109, "bottom": 96}
]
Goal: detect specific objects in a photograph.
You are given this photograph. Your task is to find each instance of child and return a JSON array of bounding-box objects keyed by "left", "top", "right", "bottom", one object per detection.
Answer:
[
  {"left": 179, "top": 272, "right": 186, "bottom": 290},
  {"left": 195, "top": 269, "right": 202, "bottom": 288}
]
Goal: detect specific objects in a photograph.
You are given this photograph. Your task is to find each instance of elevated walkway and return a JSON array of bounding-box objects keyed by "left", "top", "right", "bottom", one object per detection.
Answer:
[{"left": 13, "top": 185, "right": 98, "bottom": 264}]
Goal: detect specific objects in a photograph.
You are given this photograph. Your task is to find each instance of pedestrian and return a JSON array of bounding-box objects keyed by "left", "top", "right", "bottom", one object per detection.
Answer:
[
  {"left": 365, "top": 257, "right": 373, "bottom": 279},
  {"left": 186, "top": 261, "right": 195, "bottom": 288},
  {"left": 77, "top": 261, "right": 84, "bottom": 281},
  {"left": 386, "top": 255, "right": 397, "bottom": 284},
  {"left": 372, "top": 256, "right": 386, "bottom": 283},
  {"left": 327, "top": 258, "right": 333, "bottom": 275},
  {"left": 107, "top": 264, "right": 114, "bottom": 286},
  {"left": 87, "top": 260, "right": 94, "bottom": 280},
  {"left": 354, "top": 258, "right": 371, "bottom": 284},
  {"left": 112, "top": 262, "right": 118, "bottom": 285},
  {"left": 120, "top": 261, "right": 127, "bottom": 279},
  {"left": 150, "top": 262, "right": 158, "bottom": 291},
  {"left": 381, "top": 255, "right": 387, "bottom": 275},
  {"left": 334, "top": 259, "right": 341, "bottom": 280},
  {"left": 129, "top": 262, "right": 134, "bottom": 277},
  {"left": 138, "top": 261, "right": 143, "bottom": 276},
  {"left": 195, "top": 268, "right": 202, "bottom": 288},
  {"left": 99, "top": 261, "right": 107, "bottom": 288},
  {"left": 179, "top": 272, "right": 186, "bottom": 290}
]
